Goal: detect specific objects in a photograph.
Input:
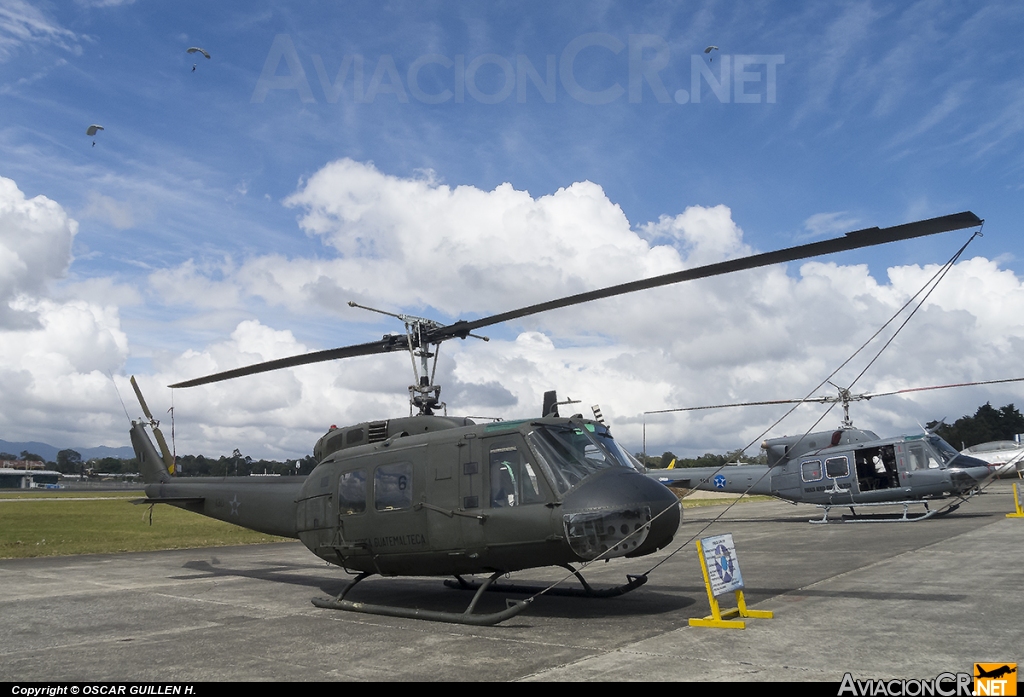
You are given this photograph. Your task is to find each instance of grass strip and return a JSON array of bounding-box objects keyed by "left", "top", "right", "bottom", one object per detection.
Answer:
[
  {"left": 0, "top": 493, "right": 288, "bottom": 558},
  {"left": 678, "top": 494, "right": 774, "bottom": 508}
]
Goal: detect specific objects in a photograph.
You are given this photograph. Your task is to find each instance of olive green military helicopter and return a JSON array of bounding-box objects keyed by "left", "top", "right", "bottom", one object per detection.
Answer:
[{"left": 129, "top": 211, "right": 981, "bottom": 625}]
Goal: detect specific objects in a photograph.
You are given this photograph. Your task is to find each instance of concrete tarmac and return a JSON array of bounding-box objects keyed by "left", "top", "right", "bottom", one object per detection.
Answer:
[{"left": 1, "top": 480, "right": 1021, "bottom": 682}]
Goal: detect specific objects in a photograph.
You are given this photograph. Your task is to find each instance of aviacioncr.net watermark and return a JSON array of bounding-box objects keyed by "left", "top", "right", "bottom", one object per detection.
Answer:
[{"left": 251, "top": 33, "right": 784, "bottom": 106}]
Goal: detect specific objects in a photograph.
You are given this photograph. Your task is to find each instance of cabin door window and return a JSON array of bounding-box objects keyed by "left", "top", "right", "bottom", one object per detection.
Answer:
[
  {"left": 375, "top": 462, "right": 413, "bottom": 511},
  {"left": 338, "top": 469, "right": 367, "bottom": 515}
]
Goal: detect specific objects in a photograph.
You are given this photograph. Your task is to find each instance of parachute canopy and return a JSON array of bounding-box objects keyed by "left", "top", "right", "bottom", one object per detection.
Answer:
[
  {"left": 86, "top": 124, "right": 104, "bottom": 136},
  {"left": 187, "top": 47, "right": 211, "bottom": 59},
  {"left": 704, "top": 45, "right": 719, "bottom": 53}
]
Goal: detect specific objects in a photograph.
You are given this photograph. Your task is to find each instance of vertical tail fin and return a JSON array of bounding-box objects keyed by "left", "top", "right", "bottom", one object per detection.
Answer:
[
  {"left": 130, "top": 376, "right": 176, "bottom": 475},
  {"left": 130, "top": 421, "right": 172, "bottom": 484}
]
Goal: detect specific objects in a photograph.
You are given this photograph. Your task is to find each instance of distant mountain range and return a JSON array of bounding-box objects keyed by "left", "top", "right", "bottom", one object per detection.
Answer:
[{"left": 0, "top": 438, "right": 135, "bottom": 462}]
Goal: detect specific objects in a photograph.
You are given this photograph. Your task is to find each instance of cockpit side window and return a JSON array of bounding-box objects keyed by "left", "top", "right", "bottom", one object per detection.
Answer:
[
  {"left": 906, "top": 444, "right": 939, "bottom": 470},
  {"left": 489, "top": 442, "right": 547, "bottom": 508}
]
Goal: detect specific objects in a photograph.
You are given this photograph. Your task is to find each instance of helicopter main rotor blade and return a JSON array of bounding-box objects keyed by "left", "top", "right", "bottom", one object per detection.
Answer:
[
  {"left": 646, "top": 398, "right": 810, "bottom": 415},
  {"left": 169, "top": 211, "right": 980, "bottom": 389},
  {"left": 648, "top": 377, "right": 1024, "bottom": 416},
  {"left": 863, "top": 377, "right": 1024, "bottom": 399},
  {"left": 169, "top": 336, "right": 410, "bottom": 388},
  {"left": 426, "top": 211, "right": 982, "bottom": 342}
]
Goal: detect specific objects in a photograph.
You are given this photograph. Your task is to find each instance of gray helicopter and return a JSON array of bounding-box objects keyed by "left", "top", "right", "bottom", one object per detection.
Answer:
[
  {"left": 128, "top": 211, "right": 981, "bottom": 623},
  {"left": 646, "top": 383, "right": 1001, "bottom": 522}
]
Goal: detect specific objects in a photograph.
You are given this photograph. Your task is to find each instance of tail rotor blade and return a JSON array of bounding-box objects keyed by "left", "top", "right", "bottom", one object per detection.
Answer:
[{"left": 130, "top": 376, "right": 155, "bottom": 421}]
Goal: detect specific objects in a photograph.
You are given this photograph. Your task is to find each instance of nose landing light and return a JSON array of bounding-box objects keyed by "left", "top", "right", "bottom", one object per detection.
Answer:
[{"left": 564, "top": 506, "right": 652, "bottom": 560}]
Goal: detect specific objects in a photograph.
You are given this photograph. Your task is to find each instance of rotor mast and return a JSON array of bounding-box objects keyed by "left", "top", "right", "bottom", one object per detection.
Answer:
[
  {"left": 820, "top": 382, "right": 859, "bottom": 429},
  {"left": 348, "top": 301, "right": 489, "bottom": 415}
]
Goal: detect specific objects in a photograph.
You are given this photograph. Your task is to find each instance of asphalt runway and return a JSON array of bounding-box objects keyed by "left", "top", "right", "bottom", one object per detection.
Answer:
[{"left": 1, "top": 480, "right": 1021, "bottom": 682}]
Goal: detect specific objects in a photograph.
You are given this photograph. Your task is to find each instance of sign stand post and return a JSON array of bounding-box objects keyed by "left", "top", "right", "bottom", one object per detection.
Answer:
[
  {"left": 1007, "top": 483, "right": 1024, "bottom": 519},
  {"left": 689, "top": 533, "right": 774, "bottom": 630}
]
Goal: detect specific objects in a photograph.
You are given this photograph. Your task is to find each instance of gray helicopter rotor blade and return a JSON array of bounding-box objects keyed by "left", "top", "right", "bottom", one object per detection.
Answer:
[
  {"left": 169, "top": 211, "right": 980, "bottom": 389},
  {"left": 649, "top": 377, "right": 1024, "bottom": 417},
  {"left": 645, "top": 398, "right": 813, "bottom": 415},
  {"left": 426, "top": 211, "right": 982, "bottom": 342},
  {"left": 864, "top": 376, "right": 1024, "bottom": 399}
]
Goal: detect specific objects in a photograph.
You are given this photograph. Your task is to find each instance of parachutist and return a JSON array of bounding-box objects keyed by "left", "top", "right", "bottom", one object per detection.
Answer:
[{"left": 192, "top": 64, "right": 196, "bottom": 72}]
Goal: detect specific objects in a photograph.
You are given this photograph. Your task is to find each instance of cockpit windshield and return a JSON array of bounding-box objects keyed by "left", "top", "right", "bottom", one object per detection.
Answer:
[
  {"left": 526, "top": 422, "right": 634, "bottom": 496},
  {"left": 927, "top": 435, "right": 962, "bottom": 465},
  {"left": 925, "top": 434, "right": 990, "bottom": 470}
]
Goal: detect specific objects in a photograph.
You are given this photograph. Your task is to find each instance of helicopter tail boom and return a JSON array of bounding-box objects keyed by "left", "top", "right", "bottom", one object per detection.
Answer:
[
  {"left": 652, "top": 464, "right": 772, "bottom": 496},
  {"left": 129, "top": 420, "right": 302, "bottom": 538}
]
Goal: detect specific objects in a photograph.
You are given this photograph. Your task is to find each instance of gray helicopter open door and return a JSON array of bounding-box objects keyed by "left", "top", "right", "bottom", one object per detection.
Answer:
[{"left": 853, "top": 445, "right": 900, "bottom": 493}]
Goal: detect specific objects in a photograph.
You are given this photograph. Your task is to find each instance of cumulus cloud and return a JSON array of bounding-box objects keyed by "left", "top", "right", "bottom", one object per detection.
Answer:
[
  {"left": 275, "top": 159, "right": 682, "bottom": 318},
  {"left": 0, "top": 297, "right": 128, "bottom": 445},
  {"left": 0, "top": 176, "right": 78, "bottom": 327},
  {"left": 0, "top": 176, "right": 131, "bottom": 447}
]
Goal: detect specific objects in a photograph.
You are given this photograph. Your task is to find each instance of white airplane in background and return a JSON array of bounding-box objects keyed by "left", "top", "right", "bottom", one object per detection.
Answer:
[{"left": 960, "top": 440, "right": 1024, "bottom": 478}]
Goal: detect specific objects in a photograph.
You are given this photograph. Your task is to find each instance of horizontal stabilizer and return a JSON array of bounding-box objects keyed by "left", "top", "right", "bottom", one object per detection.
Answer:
[{"left": 130, "top": 497, "right": 206, "bottom": 506}]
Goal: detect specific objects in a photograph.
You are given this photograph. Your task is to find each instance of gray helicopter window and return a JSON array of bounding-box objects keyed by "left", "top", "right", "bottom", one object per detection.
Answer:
[
  {"left": 526, "top": 424, "right": 629, "bottom": 496},
  {"left": 346, "top": 428, "right": 364, "bottom": 446},
  {"left": 801, "top": 460, "right": 822, "bottom": 482},
  {"left": 338, "top": 470, "right": 366, "bottom": 515},
  {"left": 375, "top": 462, "right": 413, "bottom": 511},
  {"left": 489, "top": 443, "right": 546, "bottom": 507},
  {"left": 926, "top": 436, "right": 959, "bottom": 465},
  {"left": 906, "top": 444, "right": 938, "bottom": 471},
  {"left": 825, "top": 456, "right": 850, "bottom": 479}
]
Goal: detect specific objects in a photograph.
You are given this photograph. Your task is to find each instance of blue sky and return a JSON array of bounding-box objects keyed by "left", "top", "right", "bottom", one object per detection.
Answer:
[{"left": 1, "top": 1, "right": 1022, "bottom": 459}]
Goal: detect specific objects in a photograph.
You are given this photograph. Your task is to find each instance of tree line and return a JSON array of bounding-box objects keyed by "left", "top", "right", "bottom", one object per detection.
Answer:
[
  {"left": 927, "top": 402, "right": 1024, "bottom": 451},
  {"left": 1, "top": 449, "right": 318, "bottom": 477},
  {"left": 635, "top": 449, "right": 765, "bottom": 470}
]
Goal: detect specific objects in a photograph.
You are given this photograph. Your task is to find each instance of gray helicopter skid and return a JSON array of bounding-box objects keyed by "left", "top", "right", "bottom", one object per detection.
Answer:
[
  {"left": 1, "top": 479, "right": 1020, "bottom": 682},
  {"left": 811, "top": 497, "right": 962, "bottom": 523}
]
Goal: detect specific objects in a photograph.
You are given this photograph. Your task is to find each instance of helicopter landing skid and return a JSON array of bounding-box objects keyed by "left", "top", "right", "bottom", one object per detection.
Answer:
[
  {"left": 445, "top": 565, "right": 649, "bottom": 598},
  {"left": 811, "top": 499, "right": 960, "bottom": 523},
  {"left": 311, "top": 570, "right": 532, "bottom": 626}
]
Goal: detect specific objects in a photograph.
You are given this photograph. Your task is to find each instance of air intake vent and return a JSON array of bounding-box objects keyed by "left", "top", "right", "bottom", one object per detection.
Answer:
[{"left": 368, "top": 420, "right": 389, "bottom": 443}]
